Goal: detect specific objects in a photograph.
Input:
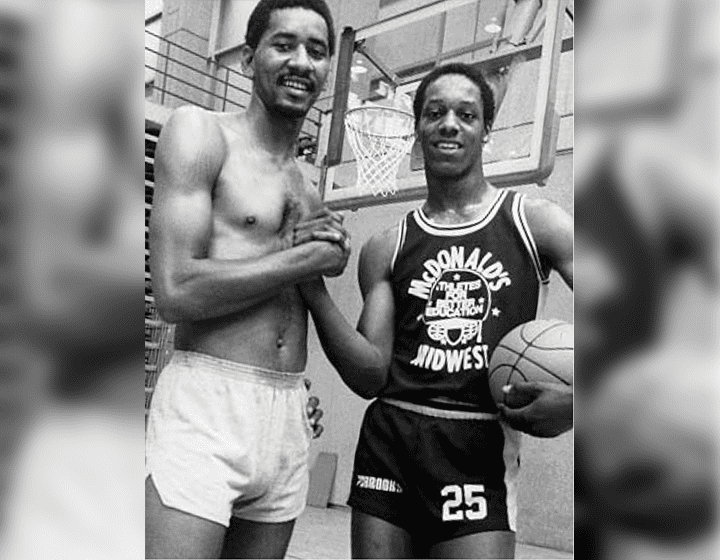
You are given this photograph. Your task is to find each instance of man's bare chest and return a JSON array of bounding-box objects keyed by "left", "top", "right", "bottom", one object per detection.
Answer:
[{"left": 213, "top": 152, "right": 312, "bottom": 237}]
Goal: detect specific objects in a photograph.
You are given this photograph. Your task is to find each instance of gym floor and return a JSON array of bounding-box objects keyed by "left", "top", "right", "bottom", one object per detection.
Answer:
[{"left": 286, "top": 505, "right": 574, "bottom": 559}]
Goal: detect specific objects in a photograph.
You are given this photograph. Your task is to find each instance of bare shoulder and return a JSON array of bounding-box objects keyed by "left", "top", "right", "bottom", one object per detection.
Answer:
[
  {"left": 296, "top": 160, "right": 324, "bottom": 210},
  {"left": 522, "top": 195, "right": 564, "bottom": 217},
  {"left": 521, "top": 195, "right": 573, "bottom": 262},
  {"left": 155, "top": 106, "right": 226, "bottom": 190},
  {"left": 358, "top": 224, "right": 399, "bottom": 295},
  {"left": 159, "top": 105, "right": 225, "bottom": 151},
  {"left": 522, "top": 196, "right": 572, "bottom": 235},
  {"left": 360, "top": 224, "right": 400, "bottom": 277}
]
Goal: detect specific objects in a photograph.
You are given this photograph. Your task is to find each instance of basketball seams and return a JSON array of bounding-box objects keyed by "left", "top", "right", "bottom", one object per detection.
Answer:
[
  {"left": 507, "top": 367, "right": 526, "bottom": 405},
  {"left": 519, "top": 320, "right": 564, "bottom": 347},
  {"left": 489, "top": 343, "right": 572, "bottom": 385},
  {"left": 489, "top": 334, "right": 530, "bottom": 406},
  {"left": 488, "top": 319, "right": 574, "bottom": 408},
  {"left": 488, "top": 363, "right": 527, "bottom": 405}
]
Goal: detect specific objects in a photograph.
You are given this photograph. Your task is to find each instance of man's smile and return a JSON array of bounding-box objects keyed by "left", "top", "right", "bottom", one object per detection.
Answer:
[{"left": 278, "top": 76, "right": 313, "bottom": 94}]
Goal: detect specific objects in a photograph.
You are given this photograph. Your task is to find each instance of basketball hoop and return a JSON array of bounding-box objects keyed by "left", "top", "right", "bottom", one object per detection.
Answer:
[{"left": 344, "top": 105, "right": 415, "bottom": 197}]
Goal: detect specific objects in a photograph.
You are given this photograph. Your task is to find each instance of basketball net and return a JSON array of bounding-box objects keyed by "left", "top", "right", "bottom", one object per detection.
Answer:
[{"left": 344, "top": 105, "right": 415, "bottom": 197}]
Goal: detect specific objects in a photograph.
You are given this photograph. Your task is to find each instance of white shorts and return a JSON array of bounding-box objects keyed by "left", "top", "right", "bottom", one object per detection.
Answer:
[{"left": 145, "top": 351, "right": 313, "bottom": 526}]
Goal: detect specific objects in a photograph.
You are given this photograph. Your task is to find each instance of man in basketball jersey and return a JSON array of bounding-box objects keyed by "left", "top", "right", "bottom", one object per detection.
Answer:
[
  {"left": 298, "top": 62, "right": 573, "bottom": 558},
  {"left": 145, "top": 1, "right": 349, "bottom": 557}
]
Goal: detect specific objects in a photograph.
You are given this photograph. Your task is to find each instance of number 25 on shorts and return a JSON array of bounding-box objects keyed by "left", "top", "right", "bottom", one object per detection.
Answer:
[{"left": 441, "top": 484, "right": 487, "bottom": 521}]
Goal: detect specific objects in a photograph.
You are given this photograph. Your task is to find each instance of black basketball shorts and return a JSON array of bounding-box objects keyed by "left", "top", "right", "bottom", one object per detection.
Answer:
[{"left": 347, "top": 398, "right": 521, "bottom": 545}]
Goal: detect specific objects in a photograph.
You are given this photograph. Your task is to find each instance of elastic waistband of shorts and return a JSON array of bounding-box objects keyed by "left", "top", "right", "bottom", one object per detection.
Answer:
[
  {"left": 170, "top": 351, "right": 305, "bottom": 389},
  {"left": 380, "top": 398, "right": 499, "bottom": 420}
]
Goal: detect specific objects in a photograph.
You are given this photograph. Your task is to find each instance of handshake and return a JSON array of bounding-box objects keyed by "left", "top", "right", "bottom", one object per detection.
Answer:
[{"left": 292, "top": 207, "right": 352, "bottom": 279}]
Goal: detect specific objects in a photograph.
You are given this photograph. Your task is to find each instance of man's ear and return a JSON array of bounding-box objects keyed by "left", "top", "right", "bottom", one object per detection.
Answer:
[{"left": 240, "top": 44, "right": 255, "bottom": 78}]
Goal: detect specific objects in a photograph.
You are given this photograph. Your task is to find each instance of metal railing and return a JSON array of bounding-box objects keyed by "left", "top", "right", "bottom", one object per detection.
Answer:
[{"left": 145, "top": 30, "right": 324, "bottom": 153}]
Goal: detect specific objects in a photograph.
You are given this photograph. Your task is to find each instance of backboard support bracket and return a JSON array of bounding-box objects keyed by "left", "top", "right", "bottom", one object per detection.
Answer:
[
  {"left": 354, "top": 41, "right": 399, "bottom": 87},
  {"left": 325, "top": 26, "right": 356, "bottom": 167}
]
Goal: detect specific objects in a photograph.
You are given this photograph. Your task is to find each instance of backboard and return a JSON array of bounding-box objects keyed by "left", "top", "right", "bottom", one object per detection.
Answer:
[{"left": 311, "top": 0, "right": 573, "bottom": 209}]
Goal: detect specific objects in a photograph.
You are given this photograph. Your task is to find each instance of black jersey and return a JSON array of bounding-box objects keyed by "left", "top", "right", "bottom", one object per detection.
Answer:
[{"left": 382, "top": 189, "right": 549, "bottom": 411}]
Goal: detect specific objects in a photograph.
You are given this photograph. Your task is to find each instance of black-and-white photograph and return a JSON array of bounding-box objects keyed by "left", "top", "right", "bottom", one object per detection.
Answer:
[
  {"left": 0, "top": 1, "right": 717, "bottom": 559},
  {"left": 144, "top": 1, "right": 573, "bottom": 557}
]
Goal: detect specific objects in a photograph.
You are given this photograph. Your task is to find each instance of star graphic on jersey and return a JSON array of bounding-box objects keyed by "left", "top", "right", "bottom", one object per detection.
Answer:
[
  {"left": 453, "top": 273, "right": 461, "bottom": 281},
  {"left": 492, "top": 307, "right": 501, "bottom": 317}
]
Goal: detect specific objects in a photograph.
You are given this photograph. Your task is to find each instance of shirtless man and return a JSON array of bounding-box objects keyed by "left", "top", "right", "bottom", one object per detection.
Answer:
[{"left": 145, "top": 1, "right": 348, "bottom": 558}]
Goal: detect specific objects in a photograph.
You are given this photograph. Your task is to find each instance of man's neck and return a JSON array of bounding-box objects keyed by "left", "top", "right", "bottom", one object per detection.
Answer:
[
  {"left": 243, "top": 96, "right": 304, "bottom": 160},
  {"left": 424, "top": 170, "right": 494, "bottom": 216}
]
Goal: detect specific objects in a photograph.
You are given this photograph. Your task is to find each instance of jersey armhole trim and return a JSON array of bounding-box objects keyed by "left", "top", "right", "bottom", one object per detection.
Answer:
[
  {"left": 390, "top": 216, "right": 407, "bottom": 274},
  {"left": 536, "top": 281, "right": 549, "bottom": 317},
  {"left": 512, "top": 193, "right": 550, "bottom": 285}
]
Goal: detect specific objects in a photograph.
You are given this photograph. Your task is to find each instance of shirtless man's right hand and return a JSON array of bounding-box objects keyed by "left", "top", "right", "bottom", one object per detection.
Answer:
[{"left": 292, "top": 207, "right": 351, "bottom": 277}]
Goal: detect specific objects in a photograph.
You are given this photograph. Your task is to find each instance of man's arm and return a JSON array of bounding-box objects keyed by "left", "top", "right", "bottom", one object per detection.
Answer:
[
  {"left": 497, "top": 381, "right": 573, "bottom": 437},
  {"left": 149, "top": 107, "right": 348, "bottom": 323},
  {"left": 524, "top": 197, "right": 573, "bottom": 288},
  {"left": 299, "top": 228, "right": 397, "bottom": 399}
]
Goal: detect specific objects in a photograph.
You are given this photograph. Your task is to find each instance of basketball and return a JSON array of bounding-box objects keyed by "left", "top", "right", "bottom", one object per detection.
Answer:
[{"left": 488, "top": 319, "right": 573, "bottom": 408}]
